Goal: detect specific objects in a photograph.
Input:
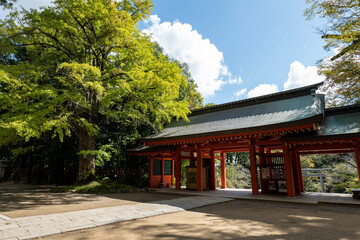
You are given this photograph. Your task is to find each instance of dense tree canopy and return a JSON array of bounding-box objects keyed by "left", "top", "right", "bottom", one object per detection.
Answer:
[
  {"left": 0, "top": 0, "right": 192, "bottom": 181},
  {"left": 305, "top": 0, "right": 360, "bottom": 106}
]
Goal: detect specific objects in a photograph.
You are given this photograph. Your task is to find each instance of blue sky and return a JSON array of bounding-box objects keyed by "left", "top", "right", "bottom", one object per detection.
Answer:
[{"left": 1, "top": 0, "right": 332, "bottom": 104}]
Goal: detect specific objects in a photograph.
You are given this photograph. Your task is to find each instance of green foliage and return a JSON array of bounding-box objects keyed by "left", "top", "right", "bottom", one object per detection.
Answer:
[
  {"left": 151, "top": 42, "right": 203, "bottom": 110},
  {"left": 305, "top": 0, "right": 360, "bottom": 106},
  {"left": 78, "top": 144, "right": 115, "bottom": 166},
  {"left": 77, "top": 168, "right": 96, "bottom": 184},
  {"left": 328, "top": 162, "right": 360, "bottom": 193},
  {"left": 52, "top": 178, "right": 142, "bottom": 193},
  {"left": 180, "top": 159, "right": 190, "bottom": 186},
  {"left": 301, "top": 153, "right": 359, "bottom": 193},
  {"left": 0, "top": 0, "right": 15, "bottom": 7},
  {"left": 303, "top": 176, "right": 323, "bottom": 192},
  {"left": 225, "top": 163, "right": 251, "bottom": 189},
  {"left": 226, "top": 152, "right": 250, "bottom": 170},
  {"left": 0, "top": 0, "right": 193, "bottom": 180}
]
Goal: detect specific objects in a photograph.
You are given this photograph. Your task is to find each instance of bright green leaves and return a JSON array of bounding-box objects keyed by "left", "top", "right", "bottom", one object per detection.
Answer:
[
  {"left": 57, "top": 62, "right": 104, "bottom": 96},
  {"left": 305, "top": 0, "right": 360, "bottom": 105},
  {"left": 305, "top": 0, "right": 360, "bottom": 49},
  {"left": 117, "top": 0, "right": 153, "bottom": 23},
  {"left": 0, "top": 65, "right": 71, "bottom": 143},
  {"left": 0, "top": 0, "right": 194, "bottom": 175},
  {"left": 78, "top": 143, "right": 115, "bottom": 166}
]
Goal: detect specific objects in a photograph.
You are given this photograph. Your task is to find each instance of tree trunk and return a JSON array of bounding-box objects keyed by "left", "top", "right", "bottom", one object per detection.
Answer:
[
  {"left": 77, "top": 126, "right": 96, "bottom": 181},
  {"left": 26, "top": 152, "right": 33, "bottom": 184}
]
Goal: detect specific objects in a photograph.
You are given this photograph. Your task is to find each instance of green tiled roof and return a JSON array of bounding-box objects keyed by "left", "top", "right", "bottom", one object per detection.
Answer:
[
  {"left": 281, "top": 104, "right": 360, "bottom": 142},
  {"left": 315, "top": 104, "right": 360, "bottom": 139},
  {"left": 142, "top": 84, "right": 325, "bottom": 143},
  {"left": 318, "top": 113, "right": 360, "bottom": 136}
]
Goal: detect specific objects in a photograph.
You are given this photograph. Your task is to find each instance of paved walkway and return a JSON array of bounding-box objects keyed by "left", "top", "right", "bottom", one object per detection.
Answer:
[
  {"left": 153, "top": 187, "right": 360, "bottom": 206},
  {"left": 0, "top": 196, "right": 231, "bottom": 240}
]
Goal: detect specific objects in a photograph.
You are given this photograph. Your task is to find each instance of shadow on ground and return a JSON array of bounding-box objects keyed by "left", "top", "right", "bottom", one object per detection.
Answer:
[
  {"left": 50, "top": 200, "right": 360, "bottom": 240},
  {"left": 0, "top": 183, "right": 186, "bottom": 218}
]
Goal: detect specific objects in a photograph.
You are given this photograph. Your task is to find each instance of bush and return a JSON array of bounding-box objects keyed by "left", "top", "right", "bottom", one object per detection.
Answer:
[{"left": 52, "top": 178, "right": 146, "bottom": 193}]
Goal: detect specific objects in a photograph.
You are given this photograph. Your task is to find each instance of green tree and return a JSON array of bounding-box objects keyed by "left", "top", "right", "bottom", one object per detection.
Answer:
[
  {"left": 305, "top": 0, "right": 360, "bottom": 106},
  {"left": 0, "top": 0, "right": 190, "bottom": 181},
  {"left": 151, "top": 42, "right": 203, "bottom": 109},
  {"left": 226, "top": 152, "right": 250, "bottom": 170},
  {"left": 0, "top": 0, "right": 15, "bottom": 7},
  {"left": 225, "top": 163, "right": 251, "bottom": 189}
]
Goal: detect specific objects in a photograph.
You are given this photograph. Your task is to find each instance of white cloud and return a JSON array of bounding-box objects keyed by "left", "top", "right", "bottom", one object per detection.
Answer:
[
  {"left": 283, "top": 61, "right": 325, "bottom": 90},
  {"left": 247, "top": 84, "right": 279, "bottom": 98},
  {"left": 234, "top": 88, "right": 247, "bottom": 99},
  {"left": 143, "top": 15, "right": 238, "bottom": 98},
  {"left": 15, "top": 0, "right": 52, "bottom": 9},
  {"left": 0, "top": 0, "right": 52, "bottom": 18},
  {"left": 228, "top": 76, "right": 243, "bottom": 85}
]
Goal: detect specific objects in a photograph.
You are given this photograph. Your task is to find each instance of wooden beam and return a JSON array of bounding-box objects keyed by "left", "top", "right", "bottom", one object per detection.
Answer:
[
  {"left": 283, "top": 143, "right": 295, "bottom": 197},
  {"left": 203, "top": 142, "right": 249, "bottom": 150},
  {"left": 221, "top": 148, "right": 250, "bottom": 153},
  {"left": 354, "top": 141, "right": 360, "bottom": 185},
  {"left": 190, "top": 151, "right": 195, "bottom": 166},
  {"left": 287, "top": 137, "right": 358, "bottom": 145},
  {"left": 130, "top": 151, "right": 174, "bottom": 156},
  {"left": 197, "top": 144, "right": 203, "bottom": 192},
  {"left": 291, "top": 151, "right": 300, "bottom": 195},
  {"left": 175, "top": 146, "right": 181, "bottom": 190},
  {"left": 291, "top": 141, "right": 357, "bottom": 151},
  {"left": 160, "top": 159, "right": 164, "bottom": 184},
  {"left": 210, "top": 150, "right": 216, "bottom": 190},
  {"left": 221, "top": 152, "right": 226, "bottom": 188},
  {"left": 297, "top": 149, "right": 354, "bottom": 155},
  {"left": 249, "top": 139, "right": 259, "bottom": 195},
  {"left": 171, "top": 159, "right": 174, "bottom": 186},
  {"left": 258, "top": 147, "right": 266, "bottom": 194},
  {"left": 296, "top": 153, "right": 304, "bottom": 192},
  {"left": 255, "top": 139, "right": 282, "bottom": 146},
  {"left": 256, "top": 153, "right": 283, "bottom": 157},
  {"left": 148, "top": 156, "right": 153, "bottom": 188}
]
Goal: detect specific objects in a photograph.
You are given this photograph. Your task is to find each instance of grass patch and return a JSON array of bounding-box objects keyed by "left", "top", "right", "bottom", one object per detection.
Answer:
[{"left": 52, "top": 178, "right": 146, "bottom": 194}]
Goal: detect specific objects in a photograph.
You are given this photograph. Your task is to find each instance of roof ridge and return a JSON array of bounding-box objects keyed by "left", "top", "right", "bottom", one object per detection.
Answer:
[
  {"left": 166, "top": 109, "right": 300, "bottom": 129},
  {"left": 190, "top": 82, "right": 322, "bottom": 116},
  {"left": 325, "top": 103, "right": 360, "bottom": 112}
]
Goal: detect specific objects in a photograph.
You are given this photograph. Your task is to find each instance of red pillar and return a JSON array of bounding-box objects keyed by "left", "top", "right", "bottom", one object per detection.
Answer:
[
  {"left": 258, "top": 147, "right": 266, "bottom": 193},
  {"left": 148, "top": 156, "right": 153, "bottom": 188},
  {"left": 296, "top": 153, "right": 304, "bottom": 192},
  {"left": 190, "top": 151, "right": 195, "bottom": 166},
  {"left": 160, "top": 159, "right": 164, "bottom": 184},
  {"left": 175, "top": 146, "right": 181, "bottom": 190},
  {"left": 354, "top": 142, "right": 360, "bottom": 184},
  {"left": 220, "top": 151, "right": 226, "bottom": 188},
  {"left": 196, "top": 144, "right": 203, "bottom": 191},
  {"left": 283, "top": 143, "right": 295, "bottom": 197},
  {"left": 210, "top": 150, "right": 216, "bottom": 190},
  {"left": 291, "top": 151, "right": 300, "bottom": 195},
  {"left": 171, "top": 159, "right": 174, "bottom": 186},
  {"left": 249, "top": 139, "right": 259, "bottom": 195}
]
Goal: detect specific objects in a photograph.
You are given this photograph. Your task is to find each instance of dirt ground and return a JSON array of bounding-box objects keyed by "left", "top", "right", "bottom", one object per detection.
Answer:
[
  {"left": 0, "top": 183, "right": 184, "bottom": 218},
  {"left": 42, "top": 200, "right": 360, "bottom": 240}
]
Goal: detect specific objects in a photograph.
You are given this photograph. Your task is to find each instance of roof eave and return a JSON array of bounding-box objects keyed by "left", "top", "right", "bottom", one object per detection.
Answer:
[{"left": 141, "top": 114, "right": 323, "bottom": 145}]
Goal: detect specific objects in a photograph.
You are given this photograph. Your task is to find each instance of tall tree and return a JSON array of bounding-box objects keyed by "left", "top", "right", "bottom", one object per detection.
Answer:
[
  {"left": 151, "top": 42, "right": 203, "bottom": 109},
  {"left": 0, "top": 0, "right": 190, "bottom": 181},
  {"left": 305, "top": 0, "right": 360, "bottom": 106},
  {"left": 0, "top": 0, "right": 15, "bottom": 7}
]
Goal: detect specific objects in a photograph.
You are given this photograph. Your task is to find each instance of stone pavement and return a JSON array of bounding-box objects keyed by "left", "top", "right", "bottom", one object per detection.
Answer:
[
  {"left": 0, "top": 196, "right": 231, "bottom": 240},
  {"left": 153, "top": 187, "right": 360, "bottom": 206}
]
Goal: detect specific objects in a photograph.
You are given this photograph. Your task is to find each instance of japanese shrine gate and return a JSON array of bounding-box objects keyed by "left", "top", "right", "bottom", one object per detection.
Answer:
[{"left": 129, "top": 83, "right": 360, "bottom": 197}]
